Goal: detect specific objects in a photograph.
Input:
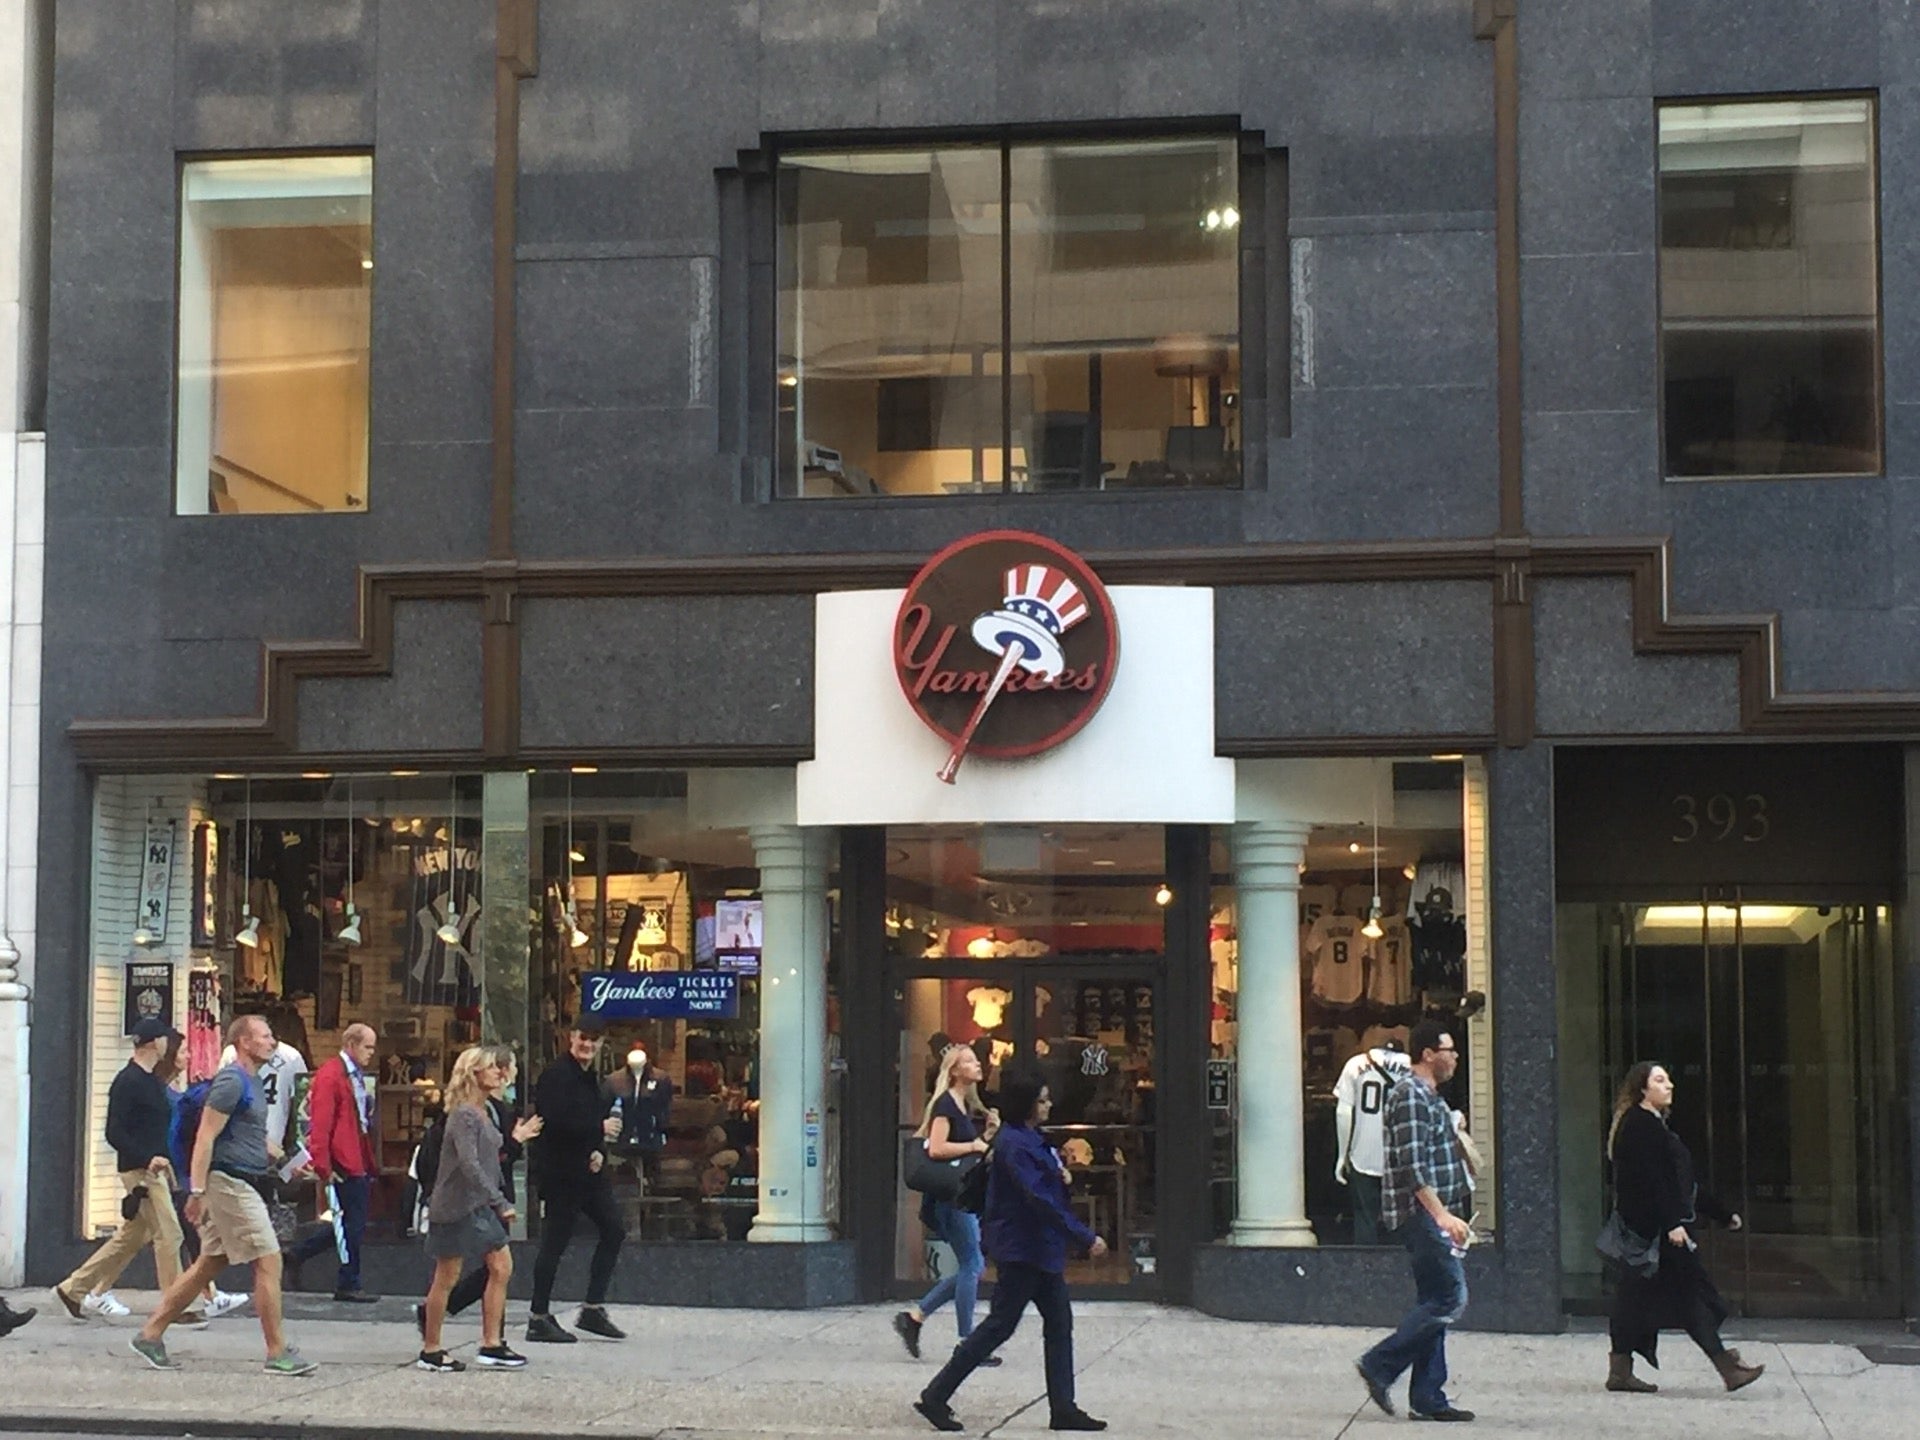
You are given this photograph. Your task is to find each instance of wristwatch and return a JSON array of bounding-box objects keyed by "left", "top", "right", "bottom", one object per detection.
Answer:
[{"left": 188, "top": 1188, "right": 205, "bottom": 1197}]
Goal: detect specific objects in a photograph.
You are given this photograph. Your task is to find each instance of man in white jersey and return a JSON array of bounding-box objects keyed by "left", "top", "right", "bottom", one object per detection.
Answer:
[
  {"left": 1334, "top": 1044, "right": 1412, "bottom": 1244},
  {"left": 1306, "top": 912, "right": 1369, "bottom": 1007}
]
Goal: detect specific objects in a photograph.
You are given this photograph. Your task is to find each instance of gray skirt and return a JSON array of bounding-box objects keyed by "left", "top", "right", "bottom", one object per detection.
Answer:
[{"left": 425, "top": 1206, "right": 509, "bottom": 1262}]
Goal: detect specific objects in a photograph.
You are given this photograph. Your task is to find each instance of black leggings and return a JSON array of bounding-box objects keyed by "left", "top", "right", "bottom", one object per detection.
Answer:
[{"left": 530, "top": 1179, "right": 625, "bottom": 1313}]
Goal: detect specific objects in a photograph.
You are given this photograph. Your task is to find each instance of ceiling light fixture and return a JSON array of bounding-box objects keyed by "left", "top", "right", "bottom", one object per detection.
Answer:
[
  {"left": 563, "top": 771, "right": 590, "bottom": 949},
  {"left": 1154, "top": 884, "right": 1173, "bottom": 907},
  {"left": 338, "top": 777, "right": 362, "bottom": 945},
  {"left": 1361, "top": 782, "right": 1385, "bottom": 940},
  {"left": 235, "top": 777, "right": 260, "bottom": 948},
  {"left": 435, "top": 777, "right": 463, "bottom": 946}
]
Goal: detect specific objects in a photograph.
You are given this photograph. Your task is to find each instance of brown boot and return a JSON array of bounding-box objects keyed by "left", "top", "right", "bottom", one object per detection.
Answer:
[
  {"left": 1713, "top": 1350, "right": 1765, "bottom": 1392},
  {"left": 1607, "top": 1353, "right": 1658, "bottom": 1393}
]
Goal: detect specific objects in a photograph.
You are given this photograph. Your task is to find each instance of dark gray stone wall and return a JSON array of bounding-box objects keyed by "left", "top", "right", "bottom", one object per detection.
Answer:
[
  {"left": 1533, "top": 578, "right": 1743, "bottom": 737},
  {"left": 1522, "top": 0, "right": 1920, "bottom": 701},
  {"left": 295, "top": 601, "right": 486, "bottom": 754}
]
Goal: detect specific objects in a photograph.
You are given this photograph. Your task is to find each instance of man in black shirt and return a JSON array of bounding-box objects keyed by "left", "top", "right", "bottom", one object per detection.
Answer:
[
  {"left": 526, "top": 1024, "right": 627, "bottom": 1344},
  {"left": 53, "top": 1019, "right": 191, "bottom": 1321}
]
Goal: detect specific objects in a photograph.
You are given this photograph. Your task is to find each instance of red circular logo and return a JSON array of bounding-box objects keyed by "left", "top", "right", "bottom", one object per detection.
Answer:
[{"left": 892, "top": 531, "right": 1120, "bottom": 783}]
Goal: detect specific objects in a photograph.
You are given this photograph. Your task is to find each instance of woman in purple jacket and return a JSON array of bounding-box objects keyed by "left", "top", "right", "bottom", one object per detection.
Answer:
[{"left": 913, "top": 1069, "right": 1108, "bottom": 1434}]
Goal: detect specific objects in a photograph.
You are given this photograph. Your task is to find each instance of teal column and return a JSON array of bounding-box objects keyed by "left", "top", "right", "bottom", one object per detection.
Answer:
[{"left": 480, "top": 771, "right": 531, "bottom": 1057}]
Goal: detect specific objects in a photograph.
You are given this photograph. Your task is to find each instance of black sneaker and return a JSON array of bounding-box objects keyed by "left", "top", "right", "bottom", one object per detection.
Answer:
[
  {"left": 1050, "top": 1411, "right": 1108, "bottom": 1432},
  {"left": 416, "top": 1350, "right": 466, "bottom": 1374},
  {"left": 914, "top": 1398, "right": 965, "bottom": 1433},
  {"left": 893, "top": 1310, "right": 923, "bottom": 1359},
  {"left": 575, "top": 1305, "right": 626, "bottom": 1340},
  {"left": 0, "top": 1301, "right": 36, "bottom": 1336},
  {"left": 477, "top": 1344, "right": 528, "bottom": 1369},
  {"left": 1411, "top": 1406, "right": 1476, "bottom": 1423},
  {"left": 413, "top": 1303, "right": 426, "bottom": 1340},
  {"left": 525, "top": 1312, "right": 576, "bottom": 1344},
  {"left": 1357, "top": 1361, "right": 1396, "bottom": 1417}
]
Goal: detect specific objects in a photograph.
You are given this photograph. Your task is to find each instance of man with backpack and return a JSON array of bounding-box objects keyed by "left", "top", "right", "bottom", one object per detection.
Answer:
[
  {"left": 52, "top": 1018, "right": 192, "bottom": 1322},
  {"left": 130, "top": 1014, "right": 317, "bottom": 1376}
]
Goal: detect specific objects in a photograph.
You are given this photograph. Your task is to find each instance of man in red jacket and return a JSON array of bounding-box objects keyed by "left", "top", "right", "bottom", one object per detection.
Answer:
[{"left": 287, "top": 1024, "right": 381, "bottom": 1302}]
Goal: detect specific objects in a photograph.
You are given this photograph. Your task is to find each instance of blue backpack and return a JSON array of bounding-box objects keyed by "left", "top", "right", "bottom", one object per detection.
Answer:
[{"left": 170, "top": 1068, "right": 256, "bottom": 1176}]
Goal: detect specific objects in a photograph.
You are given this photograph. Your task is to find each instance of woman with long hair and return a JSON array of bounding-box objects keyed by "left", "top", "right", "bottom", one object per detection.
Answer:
[
  {"left": 894, "top": 1043, "right": 998, "bottom": 1365},
  {"left": 913, "top": 1067, "right": 1107, "bottom": 1433},
  {"left": 1604, "top": 1061, "right": 1763, "bottom": 1395},
  {"left": 418, "top": 1046, "right": 525, "bottom": 1373}
]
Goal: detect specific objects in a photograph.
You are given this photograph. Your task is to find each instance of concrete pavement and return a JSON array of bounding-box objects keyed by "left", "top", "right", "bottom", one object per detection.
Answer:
[{"left": 0, "top": 1289, "right": 1916, "bottom": 1439}]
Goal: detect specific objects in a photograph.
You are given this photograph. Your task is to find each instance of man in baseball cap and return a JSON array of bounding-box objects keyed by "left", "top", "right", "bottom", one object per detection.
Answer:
[{"left": 52, "top": 1018, "right": 189, "bottom": 1322}]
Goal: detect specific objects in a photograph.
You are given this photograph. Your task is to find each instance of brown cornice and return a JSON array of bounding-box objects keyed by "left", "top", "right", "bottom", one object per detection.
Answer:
[{"left": 63, "top": 536, "right": 1920, "bottom": 768}]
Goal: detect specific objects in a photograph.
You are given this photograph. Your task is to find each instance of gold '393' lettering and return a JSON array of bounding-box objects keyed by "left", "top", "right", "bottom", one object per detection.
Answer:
[{"left": 1671, "top": 793, "right": 1769, "bottom": 844}]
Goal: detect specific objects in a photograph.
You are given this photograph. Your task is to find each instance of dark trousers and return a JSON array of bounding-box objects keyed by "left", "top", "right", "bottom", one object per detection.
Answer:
[
  {"left": 531, "top": 1178, "right": 625, "bottom": 1313},
  {"left": 291, "top": 1174, "right": 371, "bottom": 1292},
  {"left": 1609, "top": 1242, "right": 1728, "bottom": 1363},
  {"left": 921, "top": 1261, "right": 1077, "bottom": 1416},
  {"left": 1359, "top": 1213, "right": 1467, "bottom": 1415},
  {"left": 1350, "top": 1172, "right": 1384, "bottom": 1245}
]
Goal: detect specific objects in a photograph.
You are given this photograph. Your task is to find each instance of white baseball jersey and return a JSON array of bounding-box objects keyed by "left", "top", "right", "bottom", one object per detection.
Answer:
[
  {"left": 217, "top": 1041, "right": 308, "bottom": 1151},
  {"left": 1366, "top": 917, "right": 1414, "bottom": 1005},
  {"left": 1307, "top": 914, "right": 1369, "bottom": 1006},
  {"left": 1334, "top": 1048, "right": 1413, "bottom": 1176},
  {"left": 1297, "top": 885, "right": 1336, "bottom": 930}
]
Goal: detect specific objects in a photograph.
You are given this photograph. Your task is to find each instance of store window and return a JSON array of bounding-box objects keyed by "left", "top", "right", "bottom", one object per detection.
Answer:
[
  {"left": 528, "top": 771, "right": 841, "bottom": 1243},
  {"left": 1209, "top": 758, "right": 1496, "bottom": 1246},
  {"left": 175, "top": 154, "right": 374, "bottom": 514},
  {"left": 1659, "top": 97, "right": 1880, "bottom": 478},
  {"left": 777, "top": 136, "right": 1243, "bottom": 497}
]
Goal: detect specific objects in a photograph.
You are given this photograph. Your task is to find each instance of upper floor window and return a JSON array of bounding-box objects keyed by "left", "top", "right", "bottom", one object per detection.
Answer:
[
  {"left": 1659, "top": 98, "right": 1880, "bottom": 479},
  {"left": 175, "top": 155, "right": 373, "bottom": 514},
  {"left": 777, "top": 136, "right": 1241, "bottom": 498}
]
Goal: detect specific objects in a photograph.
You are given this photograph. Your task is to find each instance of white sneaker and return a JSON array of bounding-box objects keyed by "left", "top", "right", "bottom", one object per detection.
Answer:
[
  {"left": 81, "top": 1291, "right": 131, "bottom": 1319},
  {"left": 205, "top": 1290, "right": 249, "bottom": 1320}
]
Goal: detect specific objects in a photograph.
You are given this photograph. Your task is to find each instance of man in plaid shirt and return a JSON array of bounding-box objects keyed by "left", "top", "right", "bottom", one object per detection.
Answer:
[{"left": 1356, "top": 1019, "right": 1476, "bottom": 1423}]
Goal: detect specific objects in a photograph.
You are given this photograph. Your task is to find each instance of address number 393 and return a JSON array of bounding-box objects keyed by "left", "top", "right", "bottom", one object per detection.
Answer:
[{"left": 1671, "top": 793, "right": 1769, "bottom": 844}]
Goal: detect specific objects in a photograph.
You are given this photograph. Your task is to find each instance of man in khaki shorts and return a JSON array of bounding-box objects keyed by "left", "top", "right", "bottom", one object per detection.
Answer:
[{"left": 131, "top": 1014, "right": 316, "bottom": 1376}]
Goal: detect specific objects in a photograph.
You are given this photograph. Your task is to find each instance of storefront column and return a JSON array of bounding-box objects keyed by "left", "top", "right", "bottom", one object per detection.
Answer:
[
  {"left": 1229, "top": 819, "right": 1317, "bottom": 1247},
  {"left": 479, "top": 772, "right": 530, "bottom": 1054},
  {"left": 749, "top": 824, "right": 834, "bottom": 1243}
]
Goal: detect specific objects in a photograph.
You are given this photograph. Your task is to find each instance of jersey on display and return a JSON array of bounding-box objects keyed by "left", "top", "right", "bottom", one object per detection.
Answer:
[
  {"left": 1306, "top": 914, "right": 1368, "bottom": 1006},
  {"left": 1297, "top": 885, "right": 1336, "bottom": 930},
  {"left": 1334, "top": 1047, "right": 1412, "bottom": 1177},
  {"left": 216, "top": 1041, "right": 308, "bottom": 1152},
  {"left": 1365, "top": 917, "right": 1413, "bottom": 1005}
]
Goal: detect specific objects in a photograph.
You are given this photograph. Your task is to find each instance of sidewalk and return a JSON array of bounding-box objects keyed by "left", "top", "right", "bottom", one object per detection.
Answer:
[{"left": 0, "top": 1289, "right": 1915, "bottom": 1439}]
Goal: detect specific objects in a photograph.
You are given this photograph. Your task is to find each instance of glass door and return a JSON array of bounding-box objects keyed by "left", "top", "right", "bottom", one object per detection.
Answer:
[{"left": 1599, "top": 898, "right": 1904, "bottom": 1317}]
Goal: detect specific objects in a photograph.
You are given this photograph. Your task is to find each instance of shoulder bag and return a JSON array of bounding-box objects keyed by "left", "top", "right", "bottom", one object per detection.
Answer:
[
  {"left": 1595, "top": 1211, "right": 1660, "bottom": 1277},
  {"left": 902, "top": 1134, "right": 981, "bottom": 1203}
]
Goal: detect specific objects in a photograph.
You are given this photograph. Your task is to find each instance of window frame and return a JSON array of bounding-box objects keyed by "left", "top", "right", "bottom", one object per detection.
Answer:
[
  {"left": 170, "top": 147, "right": 379, "bottom": 518},
  {"left": 764, "top": 124, "right": 1272, "bottom": 504},
  {"left": 1653, "top": 90, "right": 1885, "bottom": 485}
]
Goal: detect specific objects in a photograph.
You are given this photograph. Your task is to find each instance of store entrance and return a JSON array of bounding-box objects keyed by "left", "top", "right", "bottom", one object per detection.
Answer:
[
  {"left": 1581, "top": 898, "right": 1905, "bottom": 1318},
  {"left": 893, "top": 960, "right": 1159, "bottom": 1296}
]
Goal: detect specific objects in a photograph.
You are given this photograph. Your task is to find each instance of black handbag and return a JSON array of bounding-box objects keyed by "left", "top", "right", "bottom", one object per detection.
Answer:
[
  {"left": 1595, "top": 1211, "right": 1660, "bottom": 1277},
  {"left": 902, "top": 1135, "right": 981, "bottom": 1202}
]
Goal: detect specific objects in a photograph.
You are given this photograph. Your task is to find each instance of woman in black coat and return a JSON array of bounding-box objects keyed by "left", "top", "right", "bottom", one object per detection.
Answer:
[{"left": 1605, "top": 1061, "right": 1763, "bottom": 1395}]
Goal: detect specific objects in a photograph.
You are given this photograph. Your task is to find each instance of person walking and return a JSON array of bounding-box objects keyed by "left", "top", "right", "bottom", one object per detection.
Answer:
[
  {"left": 1356, "top": 1019, "right": 1476, "bottom": 1423},
  {"left": 525, "top": 1023, "right": 627, "bottom": 1343},
  {"left": 129, "top": 1014, "right": 317, "bottom": 1376},
  {"left": 913, "top": 1068, "right": 1107, "bottom": 1434},
  {"left": 894, "top": 1043, "right": 999, "bottom": 1367},
  {"left": 286, "top": 1023, "right": 381, "bottom": 1302},
  {"left": 417, "top": 1046, "right": 527, "bottom": 1372},
  {"left": 154, "top": 1033, "right": 247, "bottom": 1324},
  {"left": 1604, "top": 1061, "right": 1763, "bottom": 1395},
  {"left": 53, "top": 1019, "right": 194, "bottom": 1324},
  {"left": 417, "top": 1045, "right": 542, "bottom": 1335}
]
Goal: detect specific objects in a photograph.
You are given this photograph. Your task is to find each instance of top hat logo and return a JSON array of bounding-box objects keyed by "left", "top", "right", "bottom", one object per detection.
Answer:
[{"left": 893, "top": 531, "right": 1119, "bottom": 784}]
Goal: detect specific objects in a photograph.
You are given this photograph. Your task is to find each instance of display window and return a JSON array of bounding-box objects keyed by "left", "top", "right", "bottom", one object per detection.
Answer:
[{"left": 1210, "top": 757, "right": 1496, "bottom": 1246}]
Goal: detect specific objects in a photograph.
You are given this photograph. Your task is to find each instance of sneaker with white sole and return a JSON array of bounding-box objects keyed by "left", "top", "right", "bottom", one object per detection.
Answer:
[
  {"left": 204, "top": 1290, "right": 249, "bottom": 1320},
  {"left": 82, "top": 1291, "right": 131, "bottom": 1319},
  {"left": 129, "top": 1335, "right": 179, "bottom": 1371},
  {"left": 263, "top": 1347, "right": 318, "bottom": 1378}
]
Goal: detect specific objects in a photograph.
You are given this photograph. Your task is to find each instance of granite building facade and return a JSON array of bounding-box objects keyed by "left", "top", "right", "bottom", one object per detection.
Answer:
[{"left": 22, "top": 1, "right": 1920, "bottom": 1331}]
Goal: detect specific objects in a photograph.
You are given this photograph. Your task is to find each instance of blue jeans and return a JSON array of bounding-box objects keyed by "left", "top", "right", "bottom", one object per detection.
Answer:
[
  {"left": 916, "top": 1202, "right": 984, "bottom": 1338},
  {"left": 1359, "top": 1211, "right": 1468, "bottom": 1414}
]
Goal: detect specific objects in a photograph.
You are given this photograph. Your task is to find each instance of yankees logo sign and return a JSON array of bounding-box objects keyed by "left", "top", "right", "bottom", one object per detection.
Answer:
[{"left": 893, "top": 531, "right": 1120, "bottom": 783}]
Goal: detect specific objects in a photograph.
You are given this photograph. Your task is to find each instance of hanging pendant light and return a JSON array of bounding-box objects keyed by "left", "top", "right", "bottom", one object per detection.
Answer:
[
  {"left": 235, "top": 777, "right": 261, "bottom": 948},
  {"left": 563, "top": 771, "right": 589, "bottom": 948},
  {"left": 435, "top": 776, "right": 463, "bottom": 946},
  {"left": 1361, "top": 777, "right": 1386, "bottom": 940},
  {"left": 338, "top": 777, "right": 362, "bottom": 945}
]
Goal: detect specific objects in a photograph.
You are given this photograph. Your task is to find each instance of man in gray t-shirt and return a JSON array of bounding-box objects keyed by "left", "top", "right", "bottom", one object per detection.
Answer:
[{"left": 206, "top": 1066, "right": 270, "bottom": 1177}]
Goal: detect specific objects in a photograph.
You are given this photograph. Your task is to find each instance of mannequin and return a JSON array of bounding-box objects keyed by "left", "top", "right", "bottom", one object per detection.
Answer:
[
  {"left": 603, "top": 1045, "right": 674, "bottom": 1180},
  {"left": 1333, "top": 1042, "right": 1412, "bottom": 1244}
]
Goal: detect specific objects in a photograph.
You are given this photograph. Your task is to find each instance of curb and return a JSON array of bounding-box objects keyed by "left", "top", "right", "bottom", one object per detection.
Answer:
[{"left": 0, "top": 1420, "right": 637, "bottom": 1440}]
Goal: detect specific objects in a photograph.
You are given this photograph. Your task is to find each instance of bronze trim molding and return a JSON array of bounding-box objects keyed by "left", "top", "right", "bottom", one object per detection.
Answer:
[{"left": 64, "top": 536, "right": 1920, "bottom": 768}]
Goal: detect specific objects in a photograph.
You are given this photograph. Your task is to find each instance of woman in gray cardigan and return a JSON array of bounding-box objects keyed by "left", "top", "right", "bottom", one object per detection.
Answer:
[{"left": 420, "top": 1046, "right": 527, "bottom": 1372}]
